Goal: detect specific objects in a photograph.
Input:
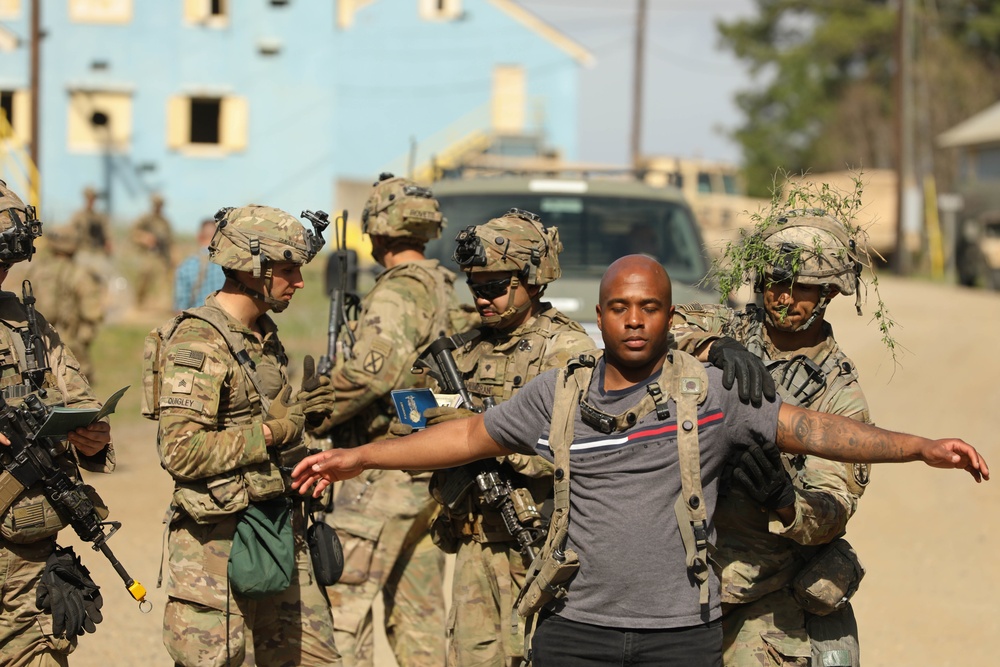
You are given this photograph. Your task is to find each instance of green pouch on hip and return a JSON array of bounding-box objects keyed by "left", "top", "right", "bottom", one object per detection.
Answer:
[{"left": 228, "top": 499, "right": 294, "bottom": 599}]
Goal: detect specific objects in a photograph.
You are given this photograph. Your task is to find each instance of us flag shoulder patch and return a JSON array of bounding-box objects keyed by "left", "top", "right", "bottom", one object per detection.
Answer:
[{"left": 174, "top": 349, "right": 205, "bottom": 370}]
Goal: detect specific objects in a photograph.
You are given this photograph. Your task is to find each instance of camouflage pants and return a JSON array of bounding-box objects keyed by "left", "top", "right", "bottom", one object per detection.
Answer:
[
  {"left": 163, "top": 515, "right": 340, "bottom": 667},
  {"left": 0, "top": 538, "right": 75, "bottom": 667},
  {"left": 447, "top": 539, "right": 530, "bottom": 667},
  {"left": 722, "top": 589, "right": 859, "bottom": 667},
  {"left": 328, "top": 470, "right": 445, "bottom": 667},
  {"left": 133, "top": 253, "right": 172, "bottom": 310}
]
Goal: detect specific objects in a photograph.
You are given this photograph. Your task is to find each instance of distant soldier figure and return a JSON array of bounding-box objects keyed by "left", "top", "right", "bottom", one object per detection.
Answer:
[
  {"left": 672, "top": 208, "right": 874, "bottom": 667},
  {"left": 146, "top": 205, "right": 340, "bottom": 666},
  {"left": 26, "top": 225, "right": 104, "bottom": 380},
  {"left": 173, "top": 218, "right": 226, "bottom": 311},
  {"left": 130, "top": 192, "right": 173, "bottom": 309},
  {"left": 424, "top": 209, "right": 595, "bottom": 667},
  {"left": 297, "top": 173, "right": 471, "bottom": 667},
  {"left": 0, "top": 179, "right": 115, "bottom": 665},
  {"left": 69, "top": 186, "right": 112, "bottom": 258}
]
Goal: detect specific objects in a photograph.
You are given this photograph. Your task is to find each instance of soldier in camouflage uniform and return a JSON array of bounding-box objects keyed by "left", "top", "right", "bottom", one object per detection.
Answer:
[
  {"left": 0, "top": 180, "right": 115, "bottom": 666},
  {"left": 146, "top": 205, "right": 340, "bottom": 667},
  {"left": 68, "top": 186, "right": 112, "bottom": 259},
  {"left": 424, "top": 209, "right": 595, "bottom": 667},
  {"left": 297, "top": 173, "right": 471, "bottom": 667},
  {"left": 26, "top": 226, "right": 104, "bottom": 380},
  {"left": 672, "top": 210, "right": 871, "bottom": 667},
  {"left": 130, "top": 193, "right": 174, "bottom": 310}
]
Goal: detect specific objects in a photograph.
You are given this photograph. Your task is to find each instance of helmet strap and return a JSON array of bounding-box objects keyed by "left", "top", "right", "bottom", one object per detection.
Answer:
[{"left": 488, "top": 275, "right": 533, "bottom": 329}]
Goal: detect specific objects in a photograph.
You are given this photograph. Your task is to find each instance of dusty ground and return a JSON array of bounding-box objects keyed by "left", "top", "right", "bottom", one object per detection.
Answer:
[{"left": 64, "top": 274, "right": 999, "bottom": 666}]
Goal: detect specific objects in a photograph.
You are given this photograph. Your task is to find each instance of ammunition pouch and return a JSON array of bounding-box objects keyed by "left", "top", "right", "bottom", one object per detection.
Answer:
[
  {"left": 791, "top": 538, "right": 865, "bottom": 616},
  {"left": 430, "top": 466, "right": 479, "bottom": 511},
  {"left": 515, "top": 548, "right": 580, "bottom": 617},
  {"left": 1, "top": 484, "right": 108, "bottom": 544}
]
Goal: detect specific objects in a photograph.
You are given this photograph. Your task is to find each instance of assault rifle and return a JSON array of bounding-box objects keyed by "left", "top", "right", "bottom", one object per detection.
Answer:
[
  {"left": 415, "top": 332, "right": 546, "bottom": 560},
  {"left": 302, "top": 209, "right": 357, "bottom": 376},
  {"left": 0, "top": 393, "right": 150, "bottom": 611},
  {"left": 20, "top": 280, "right": 50, "bottom": 397}
]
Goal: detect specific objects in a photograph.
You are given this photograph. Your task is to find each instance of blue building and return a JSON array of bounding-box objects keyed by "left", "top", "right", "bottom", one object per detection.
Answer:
[{"left": 0, "top": 0, "right": 589, "bottom": 233}]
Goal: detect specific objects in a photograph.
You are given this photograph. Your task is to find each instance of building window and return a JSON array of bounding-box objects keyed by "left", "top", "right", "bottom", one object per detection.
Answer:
[
  {"left": 190, "top": 98, "right": 221, "bottom": 144},
  {"left": 67, "top": 90, "right": 132, "bottom": 152},
  {"left": 68, "top": 0, "right": 132, "bottom": 24},
  {"left": 0, "top": 0, "right": 21, "bottom": 20},
  {"left": 167, "top": 94, "right": 247, "bottom": 155},
  {"left": 0, "top": 90, "right": 29, "bottom": 142},
  {"left": 419, "top": 0, "right": 462, "bottom": 21},
  {"left": 184, "top": 0, "right": 229, "bottom": 27}
]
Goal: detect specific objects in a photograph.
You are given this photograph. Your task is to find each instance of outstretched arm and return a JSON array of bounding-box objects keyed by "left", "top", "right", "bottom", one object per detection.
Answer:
[
  {"left": 291, "top": 413, "right": 512, "bottom": 497},
  {"left": 776, "top": 404, "right": 990, "bottom": 482}
]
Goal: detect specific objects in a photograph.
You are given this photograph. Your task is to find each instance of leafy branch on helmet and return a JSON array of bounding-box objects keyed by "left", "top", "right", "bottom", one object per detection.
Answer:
[{"left": 706, "top": 173, "right": 900, "bottom": 361}]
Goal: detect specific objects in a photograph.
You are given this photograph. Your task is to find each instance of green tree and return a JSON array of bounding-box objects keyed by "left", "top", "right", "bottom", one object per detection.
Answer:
[{"left": 719, "top": 0, "right": 1000, "bottom": 196}]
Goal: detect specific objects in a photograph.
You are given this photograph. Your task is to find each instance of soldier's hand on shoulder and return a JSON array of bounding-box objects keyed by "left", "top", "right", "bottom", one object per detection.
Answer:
[
  {"left": 68, "top": 421, "right": 111, "bottom": 457},
  {"left": 706, "top": 336, "right": 776, "bottom": 407}
]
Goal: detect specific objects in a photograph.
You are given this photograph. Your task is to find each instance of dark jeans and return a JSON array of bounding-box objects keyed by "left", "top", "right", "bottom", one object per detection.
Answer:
[{"left": 531, "top": 612, "right": 723, "bottom": 666}]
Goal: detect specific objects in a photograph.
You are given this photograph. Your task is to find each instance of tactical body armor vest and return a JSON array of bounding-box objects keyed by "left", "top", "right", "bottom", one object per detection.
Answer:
[
  {"left": 0, "top": 291, "right": 100, "bottom": 543},
  {"left": 326, "top": 261, "right": 459, "bottom": 448},
  {"left": 142, "top": 304, "right": 289, "bottom": 523},
  {"left": 432, "top": 306, "right": 587, "bottom": 547}
]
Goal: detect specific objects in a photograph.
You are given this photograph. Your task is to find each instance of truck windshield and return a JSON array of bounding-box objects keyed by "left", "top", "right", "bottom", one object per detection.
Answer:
[{"left": 429, "top": 193, "right": 708, "bottom": 285}]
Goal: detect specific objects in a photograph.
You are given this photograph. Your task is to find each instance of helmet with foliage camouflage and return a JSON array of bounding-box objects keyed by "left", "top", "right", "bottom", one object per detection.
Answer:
[
  {"left": 361, "top": 172, "right": 444, "bottom": 242},
  {"left": 46, "top": 225, "right": 79, "bottom": 255},
  {"left": 0, "top": 179, "right": 42, "bottom": 265},
  {"left": 209, "top": 204, "right": 326, "bottom": 312},
  {"left": 209, "top": 205, "right": 326, "bottom": 277},
  {"left": 453, "top": 208, "right": 562, "bottom": 286},
  {"left": 759, "top": 209, "right": 861, "bottom": 297}
]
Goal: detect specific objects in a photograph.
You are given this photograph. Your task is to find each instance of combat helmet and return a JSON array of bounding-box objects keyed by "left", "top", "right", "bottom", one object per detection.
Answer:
[
  {"left": 755, "top": 208, "right": 862, "bottom": 330},
  {"left": 209, "top": 204, "right": 326, "bottom": 312},
  {"left": 0, "top": 179, "right": 42, "bottom": 265},
  {"left": 454, "top": 208, "right": 561, "bottom": 326},
  {"left": 361, "top": 172, "right": 444, "bottom": 242}
]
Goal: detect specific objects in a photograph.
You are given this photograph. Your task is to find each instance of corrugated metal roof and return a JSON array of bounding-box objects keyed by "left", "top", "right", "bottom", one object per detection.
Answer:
[{"left": 938, "top": 101, "right": 1000, "bottom": 148}]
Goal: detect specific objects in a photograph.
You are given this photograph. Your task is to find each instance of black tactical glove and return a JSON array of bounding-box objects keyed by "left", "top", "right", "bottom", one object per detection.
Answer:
[
  {"left": 706, "top": 336, "right": 776, "bottom": 407},
  {"left": 265, "top": 385, "right": 306, "bottom": 448},
  {"left": 36, "top": 546, "right": 104, "bottom": 638},
  {"left": 298, "top": 355, "right": 336, "bottom": 434},
  {"left": 732, "top": 440, "right": 796, "bottom": 511}
]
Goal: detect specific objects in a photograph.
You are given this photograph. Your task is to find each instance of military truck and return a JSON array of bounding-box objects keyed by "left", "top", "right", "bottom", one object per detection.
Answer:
[
  {"left": 955, "top": 183, "right": 1000, "bottom": 290},
  {"left": 423, "top": 174, "right": 720, "bottom": 341}
]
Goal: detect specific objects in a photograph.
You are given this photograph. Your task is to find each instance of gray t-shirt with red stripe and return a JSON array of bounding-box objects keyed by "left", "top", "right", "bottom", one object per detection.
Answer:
[{"left": 483, "top": 355, "right": 782, "bottom": 630}]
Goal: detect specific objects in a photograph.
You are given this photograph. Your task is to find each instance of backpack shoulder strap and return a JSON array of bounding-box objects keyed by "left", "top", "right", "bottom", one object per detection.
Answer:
[{"left": 669, "top": 350, "right": 712, "bottom": 606}]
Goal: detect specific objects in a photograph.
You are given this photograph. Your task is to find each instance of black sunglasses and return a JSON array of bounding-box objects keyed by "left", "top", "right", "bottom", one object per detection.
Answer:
[{"left": 467, "top": 276, "right": 512, "bottom": 300}]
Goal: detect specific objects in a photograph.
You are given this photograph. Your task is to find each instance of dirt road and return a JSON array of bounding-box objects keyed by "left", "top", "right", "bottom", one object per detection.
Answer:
[{"left": 65, "top": 275, "right": 998, "bottom": 666}]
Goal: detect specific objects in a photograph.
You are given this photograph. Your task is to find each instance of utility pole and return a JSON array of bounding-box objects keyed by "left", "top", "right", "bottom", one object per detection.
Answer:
[
  {"left": 894, "top": 0, "right": 918, "bottom": 275},
  {"left": 630, "top": 0, "right": 647, "bottom": 172},
  {"left": 29, "top": 0, "right": 40, "bottom": 178}
]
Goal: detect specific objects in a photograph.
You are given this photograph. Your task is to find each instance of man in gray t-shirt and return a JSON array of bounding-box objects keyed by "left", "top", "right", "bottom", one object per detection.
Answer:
[
  {"left": 482, "top": 358, "right": 780, "bottom": 632},
  {"left": 292, "top": 255, "right": 989, "bottom": 666}
]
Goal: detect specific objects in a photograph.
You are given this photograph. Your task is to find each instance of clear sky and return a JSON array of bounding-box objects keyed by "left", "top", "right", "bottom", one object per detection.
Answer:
[{"left": 518, "top": 0, "right": 756, "bottom": 166}]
